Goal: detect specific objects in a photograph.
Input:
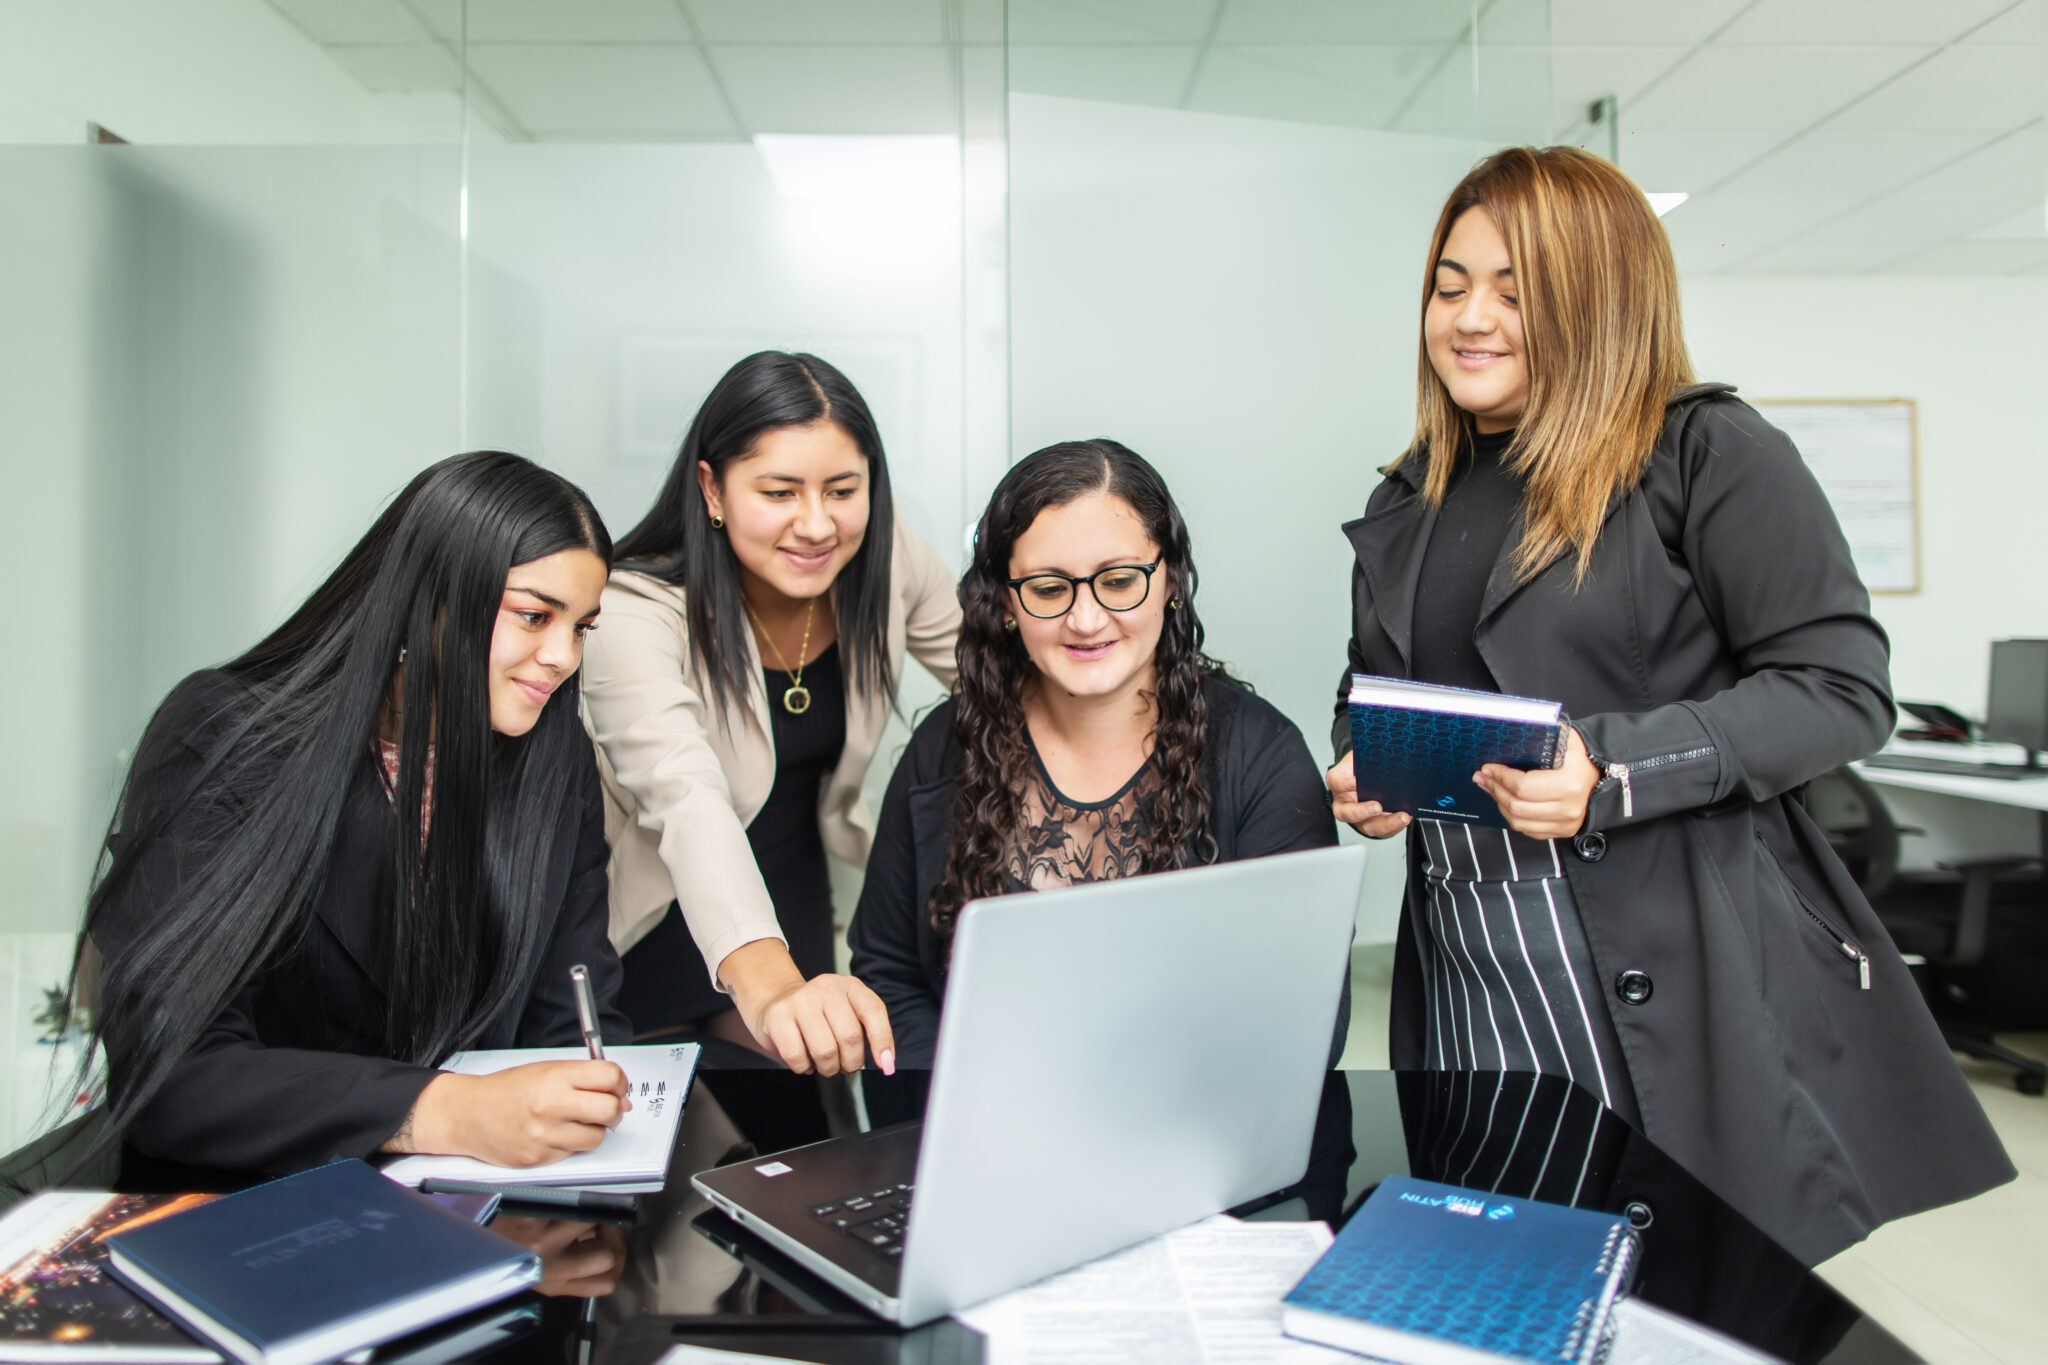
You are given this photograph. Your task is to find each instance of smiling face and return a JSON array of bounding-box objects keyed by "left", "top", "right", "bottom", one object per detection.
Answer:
[
  {"left": 488, "top": 547, "right": 608, "bottom": 736},
  {"left": 1006, "top": 491, "right": 1168, "bottom": 706},
  {"left": 1425, "top": 206, "right": 1529, "bottom": 434},
  {"left": 699, "top": 420, "right": 870, "bottom": 606}
]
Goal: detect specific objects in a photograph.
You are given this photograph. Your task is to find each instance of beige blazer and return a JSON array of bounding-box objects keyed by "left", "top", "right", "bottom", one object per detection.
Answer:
[{"left": 581, "top": 520, "right": 960, "bottom": 976}]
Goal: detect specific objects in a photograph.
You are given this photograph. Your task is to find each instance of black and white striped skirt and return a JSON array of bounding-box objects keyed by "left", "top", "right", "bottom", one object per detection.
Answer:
[{"left": 1409, "top": 820, "right": 1641, "bottom": 1127}]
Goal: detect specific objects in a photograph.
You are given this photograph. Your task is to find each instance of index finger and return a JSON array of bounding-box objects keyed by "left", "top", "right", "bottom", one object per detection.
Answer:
[
  {"left": 849, "top": 983, "right": 896, "bottom": 1075},
  {"left": 559, "top": 1059, "right": 629, "bottom": 1095}
]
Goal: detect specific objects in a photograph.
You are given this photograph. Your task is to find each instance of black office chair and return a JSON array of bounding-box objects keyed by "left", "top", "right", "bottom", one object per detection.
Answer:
[{"left": 1801, "top": 766, "right": 2046, "bottom": 1095}]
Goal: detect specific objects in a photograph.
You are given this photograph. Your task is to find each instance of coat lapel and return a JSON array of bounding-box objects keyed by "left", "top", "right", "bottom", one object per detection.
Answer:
[
  {"left": 1471, "top": 383, "right": 1740, "bottom": 641},
  {"left": 1341, "top": 468, "right": 1436, "bottom": 676}
]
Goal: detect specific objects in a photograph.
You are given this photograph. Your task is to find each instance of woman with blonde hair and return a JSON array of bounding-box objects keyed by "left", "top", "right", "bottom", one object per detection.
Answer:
[{"left": 1326, "top": 146, "right": 2009, "bottom": 1264}]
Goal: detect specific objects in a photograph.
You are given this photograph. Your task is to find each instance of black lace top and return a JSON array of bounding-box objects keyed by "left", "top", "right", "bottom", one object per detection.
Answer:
[{"left": 1002, "top": 732, "right": 1159, "bottom": 892}]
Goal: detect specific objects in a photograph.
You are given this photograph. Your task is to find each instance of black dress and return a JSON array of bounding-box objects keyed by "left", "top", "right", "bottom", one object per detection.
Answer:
[
  {"left": 618, "top": 645, "right": 847, "bottom": 1152},
  {"left": 620, "top": 644, "right": 848, "bottom": 1031},
  {"left": 1400, "top": 428, "right": 1640, "bottom": 1126}
]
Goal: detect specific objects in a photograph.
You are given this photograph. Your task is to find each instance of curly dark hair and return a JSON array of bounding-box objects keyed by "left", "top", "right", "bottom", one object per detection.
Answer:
[{"left": 930, "top": 439, "right": 1226, "bottom": 945}]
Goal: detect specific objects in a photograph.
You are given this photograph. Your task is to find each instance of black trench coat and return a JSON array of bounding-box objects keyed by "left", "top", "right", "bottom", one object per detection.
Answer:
[{"left": 1332, "top": 385, "right": 2013, "bottom": 1265}]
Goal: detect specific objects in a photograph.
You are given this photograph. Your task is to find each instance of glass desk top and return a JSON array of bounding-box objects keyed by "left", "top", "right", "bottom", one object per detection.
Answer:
[{"left": 140, "top": 1066, "right": 1930, "bottom": 1365}]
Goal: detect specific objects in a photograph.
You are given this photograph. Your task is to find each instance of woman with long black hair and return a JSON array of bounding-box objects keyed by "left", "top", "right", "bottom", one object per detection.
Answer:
[
  {"left": 848, "top": 440, "right": 1352, "bottom": 1194},
  {"left": 581, "top": 352, "right": 958, "bottom": 1138},
  {"left": 1325, "top": 146, "right": 2009, "bottom": 1263},
  {"left": 80, "top": 451, "right": 631, "bottom": 1178}
]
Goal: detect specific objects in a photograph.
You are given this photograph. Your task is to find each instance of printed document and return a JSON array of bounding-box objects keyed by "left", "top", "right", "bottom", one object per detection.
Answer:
[{"left": 954, "top": 1215, "right": 1352, "bottom": 1365}]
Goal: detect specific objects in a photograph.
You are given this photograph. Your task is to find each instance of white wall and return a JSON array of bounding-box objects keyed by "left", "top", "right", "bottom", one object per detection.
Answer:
[
  {"left": 1009, "top": 93, "right": 1489, "bottom": 942},
  {"left": 1683, "top": 276, "right": 2048, "bottom": 715},
  {"left": 0, "top": 0, "right": 437, "bottom": 145}
]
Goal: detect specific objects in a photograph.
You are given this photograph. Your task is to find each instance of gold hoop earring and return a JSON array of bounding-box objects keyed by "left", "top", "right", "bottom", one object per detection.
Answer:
[
  {"left": 1168, "top": 596, "right": 1183, "bottom": 610},
  {"left": 1002, "top": 617, "right": 1017, "bottom": 632},
  {"left": 709, "top": 514, "right": 724, "bottom": 529}
]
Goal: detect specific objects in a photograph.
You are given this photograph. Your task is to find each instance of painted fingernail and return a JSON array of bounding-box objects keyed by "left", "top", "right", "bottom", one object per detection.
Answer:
[{"left": 879, "top": 1049, "right": 895, "bottom": 1076}]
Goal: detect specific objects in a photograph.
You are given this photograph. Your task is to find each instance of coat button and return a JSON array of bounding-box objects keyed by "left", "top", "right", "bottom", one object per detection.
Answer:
[
  {"left": 1615, "top": 970, "right": 1654, "bottom": 1005},
  {"left": 1573, "top": 832, "right": 1607, "bottom": 862}
]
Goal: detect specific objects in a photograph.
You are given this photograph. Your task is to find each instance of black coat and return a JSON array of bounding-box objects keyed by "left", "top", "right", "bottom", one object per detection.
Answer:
[
  {"left": 91, "top": 670, "right": 630, "bottom": 1176},
  {"left": 1334, "top": 385, "right": 2013, "bottom": 1265},
  {"left": 848, "top": 676, "right": 1343, "bottom": 1070}
]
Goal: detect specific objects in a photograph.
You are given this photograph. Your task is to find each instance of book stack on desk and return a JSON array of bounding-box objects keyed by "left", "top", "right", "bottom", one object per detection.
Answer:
[
  {"left": 100, "top": 1159, "right": 541, "bottom": 1365},
  {"left": 1282, "top": 1175, "right": 1638, "bottom": 1365}
]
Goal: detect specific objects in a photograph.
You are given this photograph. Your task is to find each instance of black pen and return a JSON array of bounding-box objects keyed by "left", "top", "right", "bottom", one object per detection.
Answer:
[{"left": 419, "top": 1178, "right": 638, "bottom": 1214}]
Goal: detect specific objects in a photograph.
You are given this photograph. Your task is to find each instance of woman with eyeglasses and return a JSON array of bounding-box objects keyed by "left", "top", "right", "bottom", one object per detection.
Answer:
[
  {"left": 849, "top": 440, "right": 1352, "bottom": 1187},
  {"left": 581, "top": 351, "right": 959, "bottom": 1147}
]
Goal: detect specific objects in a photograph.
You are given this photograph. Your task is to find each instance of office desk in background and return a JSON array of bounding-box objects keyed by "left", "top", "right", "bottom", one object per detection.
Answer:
[{"left": 1855, "top": 739, "right": 2048, "bottom": 870}]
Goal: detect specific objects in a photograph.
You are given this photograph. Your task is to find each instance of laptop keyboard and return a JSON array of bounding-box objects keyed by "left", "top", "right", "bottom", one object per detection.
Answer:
[{"left": 809, "top": 1182, "right": 915, "bottom": 1257}]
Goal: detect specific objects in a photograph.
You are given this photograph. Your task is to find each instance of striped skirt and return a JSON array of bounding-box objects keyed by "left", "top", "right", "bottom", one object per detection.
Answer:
[{"left": 1409, "top": 820, "right": 1641, "bottom": 1128}]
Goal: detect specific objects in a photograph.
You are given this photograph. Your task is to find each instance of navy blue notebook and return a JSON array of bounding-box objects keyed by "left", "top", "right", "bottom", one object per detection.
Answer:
[
  {"left": 1348, "top": 675, "right": 1566, "bottom": 829},
  {"left": 1282, "top": 1176, "right": 1637, "bottom": 1365},
  {"left": 105, "top": 1160, "right": 539, "bottom": 1365}
]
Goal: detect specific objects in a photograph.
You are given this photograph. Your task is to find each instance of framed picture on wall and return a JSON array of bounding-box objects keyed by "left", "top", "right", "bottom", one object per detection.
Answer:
[{"left": 1752, "top": 398, "right": 1919, "bottom": 595}]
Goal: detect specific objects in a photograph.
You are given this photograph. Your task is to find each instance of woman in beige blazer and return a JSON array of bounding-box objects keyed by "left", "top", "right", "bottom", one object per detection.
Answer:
[{"left": 582, "top": 352, "right": 959, "bottom": 1131}]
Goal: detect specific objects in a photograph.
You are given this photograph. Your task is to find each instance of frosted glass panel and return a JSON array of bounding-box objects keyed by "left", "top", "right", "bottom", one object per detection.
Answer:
[
  {"left": 0, "top": 143, "right": 462, "bottom": 937},
  {"left": 0, "top": 2, "right": 1006, "bottom": 944},
  {"left": 1004, "top": 2, "right": 1551, "bottom": 941}
]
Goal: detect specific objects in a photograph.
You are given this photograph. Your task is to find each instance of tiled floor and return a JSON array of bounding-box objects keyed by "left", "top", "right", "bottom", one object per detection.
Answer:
[{"left": 1341, "top": 944, "right": 2048, "bottom": 1365}]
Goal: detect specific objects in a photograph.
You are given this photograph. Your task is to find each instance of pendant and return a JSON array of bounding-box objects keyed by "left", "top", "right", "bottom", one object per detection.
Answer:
[{"left": 783, "top": 685, "right": 812, "bottom": 716}]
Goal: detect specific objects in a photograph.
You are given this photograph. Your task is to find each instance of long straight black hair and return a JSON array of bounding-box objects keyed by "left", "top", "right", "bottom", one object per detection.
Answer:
[
  {"left": 612, "top": 351, "right": 897, "bottom": 723},
  {"left": 74, "top": 451, "right": 611, "bottom": 1169}
]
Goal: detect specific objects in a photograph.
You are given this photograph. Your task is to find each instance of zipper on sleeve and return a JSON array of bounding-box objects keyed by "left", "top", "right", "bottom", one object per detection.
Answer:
[{"left": 1597, "top": 745, "right": 1716, "bottom": 821}]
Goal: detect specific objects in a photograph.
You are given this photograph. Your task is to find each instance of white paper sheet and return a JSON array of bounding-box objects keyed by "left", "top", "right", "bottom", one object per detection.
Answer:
[
  {"left": 1609, "top": 1298, "right": 1786, "bottom": 1365},
  {"left": 380, "top": 1043, "right": 698, "bottom": 1189},
  {"left": 954, "top": 1215, "right": 1354, "bottom": 1365}
]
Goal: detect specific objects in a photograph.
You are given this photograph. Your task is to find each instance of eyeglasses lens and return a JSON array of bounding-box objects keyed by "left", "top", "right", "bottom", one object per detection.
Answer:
[{"left": 1016, "top": 568, "right": 1151, "bottom": 618}]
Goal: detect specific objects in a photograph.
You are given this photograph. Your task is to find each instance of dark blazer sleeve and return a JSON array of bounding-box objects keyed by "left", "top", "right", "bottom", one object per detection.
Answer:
[
  {"left": 1575, "top": 400, "right": 1895, "bottom": 831},
  {"left": 98, "top": 678, "right": 440, "bottom": 1174},
  {"left": 513, "top": 745, "right": 633, "bottom": 1047},
  {"left": 847, "top": 716, "right": 948, "bottom": 1070}
]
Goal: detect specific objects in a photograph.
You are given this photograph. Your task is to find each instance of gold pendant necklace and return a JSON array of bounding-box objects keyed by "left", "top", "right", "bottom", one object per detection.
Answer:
[{"left": 746, "top": 596, "right": 815, "bottom": 716}]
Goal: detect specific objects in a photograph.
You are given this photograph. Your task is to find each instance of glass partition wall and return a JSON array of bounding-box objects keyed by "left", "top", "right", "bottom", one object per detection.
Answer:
[
  {"left": 0, "top": 0, "right": 1008, "bottom": 1149},
  {"left": 0, "top": 0, "right": 1560, "bottom": 1145},
  {"left": 43, "top": 0, "right": 2048, "bottom": 1143},
  {"left": 1005, "top": 0, "right": 1554, "bottom": 942}
]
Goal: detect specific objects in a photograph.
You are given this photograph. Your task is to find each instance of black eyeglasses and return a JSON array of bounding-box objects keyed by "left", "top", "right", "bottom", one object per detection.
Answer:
[{"left": 1005, "top": 559, "right": 1163, "bottom": 619}]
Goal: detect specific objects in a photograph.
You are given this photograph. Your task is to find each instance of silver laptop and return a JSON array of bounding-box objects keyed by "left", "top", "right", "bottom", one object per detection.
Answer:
[{"left": 690, "top": 843, "right": 1366, "bottom": 1327}]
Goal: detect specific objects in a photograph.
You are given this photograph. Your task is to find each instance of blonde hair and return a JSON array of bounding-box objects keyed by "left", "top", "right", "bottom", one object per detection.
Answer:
[{"left": 1399, "top": 146, "right": 1695, "bottom": 585}]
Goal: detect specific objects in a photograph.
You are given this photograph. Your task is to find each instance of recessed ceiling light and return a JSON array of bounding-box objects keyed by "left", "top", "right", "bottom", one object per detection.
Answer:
[{"left": 1646, "top": 192, "right": 1690, "bottom": 217}]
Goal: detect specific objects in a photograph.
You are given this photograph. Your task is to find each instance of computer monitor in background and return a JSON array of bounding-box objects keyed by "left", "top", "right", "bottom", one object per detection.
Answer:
[{"left": 1983, "top": 639, "right": 2048, "bottom": 768}]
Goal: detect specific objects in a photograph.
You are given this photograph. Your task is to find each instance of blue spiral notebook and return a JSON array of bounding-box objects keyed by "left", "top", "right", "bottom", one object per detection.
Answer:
[
  {"left": 1348, "top": 675, "right": 1566, "bottom": 829},
  {"left": 1282, "top": 1176, "right": 1637, "bottom": 1365}
]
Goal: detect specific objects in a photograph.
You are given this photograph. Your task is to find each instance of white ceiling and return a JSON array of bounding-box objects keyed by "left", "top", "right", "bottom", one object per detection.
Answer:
[{"left": 260, "top": 0, "right": 2048, "bottom": 276}]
